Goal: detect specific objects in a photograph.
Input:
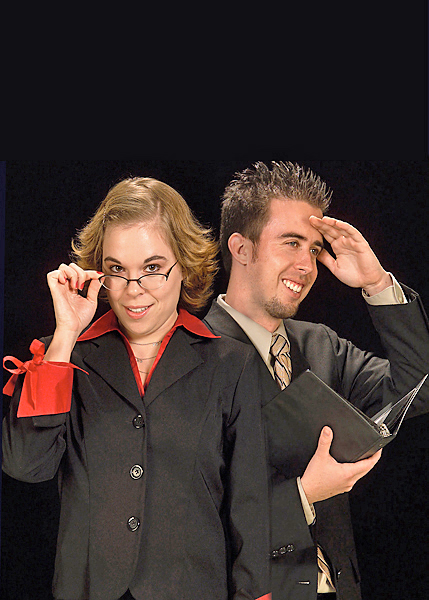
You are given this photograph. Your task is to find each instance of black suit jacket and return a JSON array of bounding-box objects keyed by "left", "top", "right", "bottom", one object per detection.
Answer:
[
  {"left": 204, "top": 286, "right": 429, "bottom": 600},
  {"left": 2, "top": 326, "right": 271, "bottom": 600}
]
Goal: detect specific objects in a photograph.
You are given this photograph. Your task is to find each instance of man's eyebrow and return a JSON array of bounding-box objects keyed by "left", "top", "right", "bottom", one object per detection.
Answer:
[{"left": 279, "top": 233, "right": 324, "bottom": 248}]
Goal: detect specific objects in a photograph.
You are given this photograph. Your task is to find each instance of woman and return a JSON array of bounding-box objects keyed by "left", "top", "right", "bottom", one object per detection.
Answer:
[{"left": 3, "top": 177, "right": 271, "bottom": 600}]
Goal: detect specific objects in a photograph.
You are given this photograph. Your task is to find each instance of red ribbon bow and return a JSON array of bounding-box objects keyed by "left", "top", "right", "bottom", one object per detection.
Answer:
[{"left": 3, "top": 339, "right": 87, "bottom": 417}]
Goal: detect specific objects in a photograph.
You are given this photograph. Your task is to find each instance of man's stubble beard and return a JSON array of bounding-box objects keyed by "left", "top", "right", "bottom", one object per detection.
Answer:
[{"left": 263, "top": 296, "right": 300, "bottom": 320}]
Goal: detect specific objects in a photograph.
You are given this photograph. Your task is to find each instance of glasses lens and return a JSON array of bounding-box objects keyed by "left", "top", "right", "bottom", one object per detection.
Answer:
[
  {"left": 100, "top": 274, "right": 168, "bottom": 291},
  {"left": 140, "top": 274, "right": 166, "bottom": 290},
  {"left": 101, "top": 276, "right": 128, "bottom": 291}
]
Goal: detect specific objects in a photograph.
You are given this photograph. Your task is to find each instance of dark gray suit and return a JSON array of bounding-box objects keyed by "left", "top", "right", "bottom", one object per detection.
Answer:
[
  {"left": 204, "top": 286, "right": 429, "bottom": 600},
  {"left": 2, "top": 325, "right": 271, "bottom": 600}
]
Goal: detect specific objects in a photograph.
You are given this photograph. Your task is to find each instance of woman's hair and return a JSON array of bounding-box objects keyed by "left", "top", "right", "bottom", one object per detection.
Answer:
[
  {"left": 71, "top": 177, "right": 219, "bottom": 313},
  {"left": 220, "top": 161, "right": 332, "bottom": 275}
]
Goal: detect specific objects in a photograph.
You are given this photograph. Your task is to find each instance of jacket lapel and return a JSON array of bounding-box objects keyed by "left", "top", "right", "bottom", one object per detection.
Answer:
[
  {"left": 204, "top": 301, "right": 252, "bottom": 344},
  {"left": 80, "top": 332, "right": 143, "bottom": 410},
  {"left": 144, "top": 328, "right": 205, "bottom": 408},
  {"left": 286, "top": 325, "right": 310, "bottom": 381},
  {"left": 204, "top": 301, "right": 279, "bottom": 404},
  {"left": 205, "top": 300, "right": 310, "bottom": 383}
]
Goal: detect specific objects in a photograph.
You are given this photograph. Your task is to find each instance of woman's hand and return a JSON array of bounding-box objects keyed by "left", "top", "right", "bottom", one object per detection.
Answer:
[
  {"left": 44, "top": 263, "right": 102, "bottom": 362},
  {"left": 47, "top": 263, "right": 102, "bottom": 334}
]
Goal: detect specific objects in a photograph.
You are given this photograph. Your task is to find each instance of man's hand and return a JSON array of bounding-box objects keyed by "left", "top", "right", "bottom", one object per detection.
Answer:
[
  {"left": 300, "top": 426, "right": 382, "bottom": 504},
  {"left": 309, "top": 215, "right": 392, "bottom": 296}
]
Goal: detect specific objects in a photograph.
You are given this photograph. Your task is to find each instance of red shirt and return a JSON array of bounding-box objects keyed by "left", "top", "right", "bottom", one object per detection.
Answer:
[{"left": 3, "top": 308, "right": 218, "bottom": 418}]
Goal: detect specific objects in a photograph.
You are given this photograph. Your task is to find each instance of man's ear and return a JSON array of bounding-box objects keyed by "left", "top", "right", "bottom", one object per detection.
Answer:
[{"left": 228, "top": 233, "right": 253, "bottom": 266}]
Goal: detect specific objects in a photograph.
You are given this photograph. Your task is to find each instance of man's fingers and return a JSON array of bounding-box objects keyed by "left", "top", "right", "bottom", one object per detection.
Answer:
[
  {"left": 317, "top": 426, "right": 334, "bottom": 452},
  {"left": 310, "top": 215, "right": 364, "bottom": 244},
  {"left": 316, "top": 248, "right": 336, "bottom": 271},
  {"left": 356, "top": 449, "right": 382, "bottom": 472}
]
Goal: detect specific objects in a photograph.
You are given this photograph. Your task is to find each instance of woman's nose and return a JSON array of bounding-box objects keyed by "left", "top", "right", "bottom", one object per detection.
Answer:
[{"left": 126, "top": 280, "right": 147, "bottom": 294}]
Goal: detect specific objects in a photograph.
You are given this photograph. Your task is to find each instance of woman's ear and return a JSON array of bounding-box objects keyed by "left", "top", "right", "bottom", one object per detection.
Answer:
[{"left": 228, "top": 233, "right": 253, "bottom": 266}]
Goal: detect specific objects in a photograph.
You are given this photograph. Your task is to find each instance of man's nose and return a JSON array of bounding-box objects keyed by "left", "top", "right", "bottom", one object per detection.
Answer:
[{"left": 295, "top": 250, "right": 316, "bottom": 274}]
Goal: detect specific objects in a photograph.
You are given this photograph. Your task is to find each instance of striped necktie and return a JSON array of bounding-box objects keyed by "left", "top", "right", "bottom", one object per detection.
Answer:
[
  {"left": 270, "top": 333, "right": 292, "bottom": 389},
  {"left": 270, "top": 332, "right": 335, "bottom": 590}
]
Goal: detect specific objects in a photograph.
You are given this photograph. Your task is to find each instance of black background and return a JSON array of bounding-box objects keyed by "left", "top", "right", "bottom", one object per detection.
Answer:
[{"left": 2, "top": 160, "right": 429, "bottom": 599}]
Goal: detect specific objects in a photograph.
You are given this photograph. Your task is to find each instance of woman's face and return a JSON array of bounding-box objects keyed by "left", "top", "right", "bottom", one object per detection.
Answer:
[{"left": 102, "top": 221, "right": 183, "bottom": 343}]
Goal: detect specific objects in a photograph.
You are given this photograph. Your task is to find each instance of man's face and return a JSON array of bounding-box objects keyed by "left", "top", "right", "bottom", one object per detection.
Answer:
[{"left": 243, "top": 198, "right": 324, "bottom": 330}]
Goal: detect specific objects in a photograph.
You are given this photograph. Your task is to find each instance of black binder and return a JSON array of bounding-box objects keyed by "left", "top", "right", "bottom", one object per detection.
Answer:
[{"left": 263, "top": 370, "right": 427, "bottom": 471}]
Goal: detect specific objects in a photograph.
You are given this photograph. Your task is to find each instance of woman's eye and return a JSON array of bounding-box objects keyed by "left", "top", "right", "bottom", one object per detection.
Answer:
[
  {"left": 146, "top": 264, "right": 160, "bottom": 273},
  {"left": 110, "top": 265, "right": 123, "bottom": 273}
]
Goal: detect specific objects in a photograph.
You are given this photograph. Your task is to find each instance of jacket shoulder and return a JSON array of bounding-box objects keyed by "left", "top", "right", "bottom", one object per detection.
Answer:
[{"left": 287, "top": 318, "right": 339, "bottom": 340}]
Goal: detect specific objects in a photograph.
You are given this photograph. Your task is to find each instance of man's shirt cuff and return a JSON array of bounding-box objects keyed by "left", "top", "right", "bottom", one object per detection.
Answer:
[
  {"left": 362, "top": 273, "right": 407, "bottom": 305},
  {"left": 297, "top": 476, "right": 316, "bottom": 526}
]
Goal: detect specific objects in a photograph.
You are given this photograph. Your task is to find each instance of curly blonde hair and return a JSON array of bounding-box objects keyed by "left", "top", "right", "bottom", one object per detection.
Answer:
[{"left": 71, "top": 177, "right": 219, "bottom": 313}]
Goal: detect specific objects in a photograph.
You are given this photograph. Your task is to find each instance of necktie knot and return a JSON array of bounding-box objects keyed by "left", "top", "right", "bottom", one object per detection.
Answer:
[{"left": 270, "top": 333, "right": 292, "bottom": 389}]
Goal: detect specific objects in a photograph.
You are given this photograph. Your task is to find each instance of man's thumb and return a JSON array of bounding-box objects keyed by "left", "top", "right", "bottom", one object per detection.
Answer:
[{"left": 318, "top": 426, "right": 333, "bottom": 450}]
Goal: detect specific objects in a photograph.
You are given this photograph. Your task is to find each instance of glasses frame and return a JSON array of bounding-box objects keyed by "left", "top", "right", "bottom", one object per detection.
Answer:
[{"left": 99, "top": 261, "right": 178, "bottom": 291}]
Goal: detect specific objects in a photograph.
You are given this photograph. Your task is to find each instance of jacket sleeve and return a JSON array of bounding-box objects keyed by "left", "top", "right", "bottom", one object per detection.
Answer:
[
  {"left": 365, "top": 285, "right": 429, "bottom": 417},
  {"left": 323, "top": 285, "right": 429, "bottom": 419},
  {"left": 2, "top": 338, "right": 74, "bottom": 483},
  {"left": 224, "top": 349, "right": 272, "bottom": 600}
]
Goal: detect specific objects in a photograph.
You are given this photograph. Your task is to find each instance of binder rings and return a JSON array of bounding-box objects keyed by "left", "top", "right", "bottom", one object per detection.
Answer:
[{"left": 263, "top": 370, "right": 427, "bottom": 471}]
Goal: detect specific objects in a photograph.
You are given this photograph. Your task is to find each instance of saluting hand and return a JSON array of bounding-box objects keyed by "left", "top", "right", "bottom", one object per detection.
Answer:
[{"left": 309, "top": 216, "right": 392, "bottom": 296}]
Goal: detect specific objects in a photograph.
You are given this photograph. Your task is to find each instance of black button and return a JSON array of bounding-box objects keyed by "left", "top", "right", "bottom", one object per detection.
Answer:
[
  {"left": 130, "top": 465, "right": 144, "bottom": 479},
  {"left": 133, "top": 415, "right": 145, "bottom": 429},
  {"left": 127, "top": 516, "right": 140, "bottom": 532},
  {"left": 286, "top": 544, "right": 295, "bottom": 553}
]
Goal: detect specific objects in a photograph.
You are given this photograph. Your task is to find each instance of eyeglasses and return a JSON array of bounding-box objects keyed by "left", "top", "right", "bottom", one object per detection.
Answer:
[{"left": 99, "top": 261, "right": 178, "bottom": 291}]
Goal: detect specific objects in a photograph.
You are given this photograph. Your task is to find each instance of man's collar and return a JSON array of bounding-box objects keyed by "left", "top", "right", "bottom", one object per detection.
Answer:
[{"left": 217, "top": 294, "right": 287, "bottom": 368}]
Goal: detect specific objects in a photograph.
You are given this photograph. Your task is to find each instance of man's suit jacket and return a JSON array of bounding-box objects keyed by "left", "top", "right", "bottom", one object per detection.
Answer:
[
  {"left": 2, "top": 326, "right": 271, "bottom": 600},
  {"left": 204, "top": 286, "right": 429, "bottom": 600}
]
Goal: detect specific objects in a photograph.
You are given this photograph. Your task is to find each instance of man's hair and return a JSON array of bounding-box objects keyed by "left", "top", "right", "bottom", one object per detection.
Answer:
[
  {"left": 220, "top": 161, "right": 332, "bottom": 274},
  {"left": 71, "top": 177, "right": 219, "bottom": 313}
]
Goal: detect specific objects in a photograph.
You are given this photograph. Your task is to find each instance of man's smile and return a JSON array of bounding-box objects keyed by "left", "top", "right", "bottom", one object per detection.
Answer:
[{"left": 282, "top": 279, "right": 304, "bottom": 294}]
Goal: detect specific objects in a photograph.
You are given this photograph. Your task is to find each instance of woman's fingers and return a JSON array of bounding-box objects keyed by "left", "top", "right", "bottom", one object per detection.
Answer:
[
  {"left": 54, "top": 263, "right": 81, "bottom": 290},
  {"left": 51, "top": 263, "right": 102, "bottom": 292},
  {"left": 46, "top": 265, "right": 103, "bottom": 334},
  {"left": 86, "top": 277, "right": 103, "bottom": 304}
]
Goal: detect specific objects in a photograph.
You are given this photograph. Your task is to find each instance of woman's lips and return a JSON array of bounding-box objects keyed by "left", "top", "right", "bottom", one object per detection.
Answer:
[{"left": 124, "top": 305, "right": 151, "bottom": 319}]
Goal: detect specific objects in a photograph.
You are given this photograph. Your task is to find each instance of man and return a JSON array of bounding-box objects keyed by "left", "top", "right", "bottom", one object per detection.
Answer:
[{"left": 204, "top": 161, "right": 429, "bottom": 600}]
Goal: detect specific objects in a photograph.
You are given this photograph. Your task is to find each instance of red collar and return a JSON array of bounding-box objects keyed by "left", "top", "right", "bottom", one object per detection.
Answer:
[
  {"left": 78, "top": 308, "right": 219, "bottom": 395},
  {"left": 78, "top": 308, "right": 219, "bottom": 343}
]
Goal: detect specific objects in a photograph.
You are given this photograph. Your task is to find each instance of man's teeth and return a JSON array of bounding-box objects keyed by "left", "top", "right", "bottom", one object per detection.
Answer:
[
  {"left": 128, "top": 307, "right": 147, "bottom": 313},
  {"left": 283, "top": 280, "right": 303, "bottom": 293}
]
